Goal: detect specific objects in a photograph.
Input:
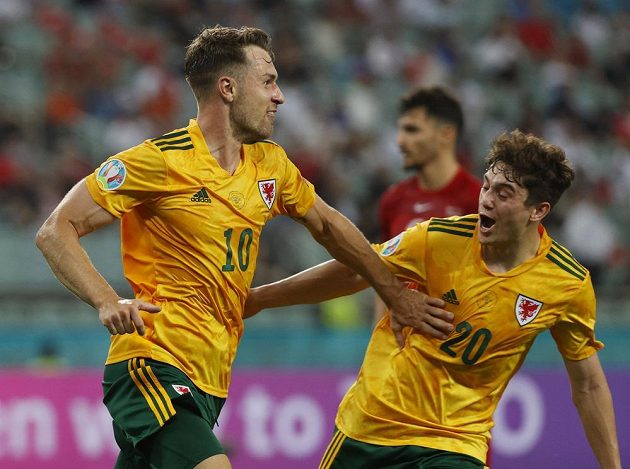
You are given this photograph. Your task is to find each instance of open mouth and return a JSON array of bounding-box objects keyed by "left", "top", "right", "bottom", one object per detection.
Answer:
[{"left": 479, "top": 214, "right": 496, "bottom": 230}]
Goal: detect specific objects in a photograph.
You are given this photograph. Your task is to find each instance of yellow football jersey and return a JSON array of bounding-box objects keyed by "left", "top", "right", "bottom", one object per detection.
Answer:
[
  {"left": 85, "top": 119, "right": 315, "bottom": 397},
  {"left": 336, "top": 215, "right": 602, "bottom": 462}
]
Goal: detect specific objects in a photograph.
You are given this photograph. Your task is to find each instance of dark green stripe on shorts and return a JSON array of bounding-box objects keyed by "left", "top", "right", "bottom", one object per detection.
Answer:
[
  {"left": 319, "top": 428, "right": 485, "bottom": 469},
  {"left": 103, "top": 358, "right": 224, "bottom": 446}
]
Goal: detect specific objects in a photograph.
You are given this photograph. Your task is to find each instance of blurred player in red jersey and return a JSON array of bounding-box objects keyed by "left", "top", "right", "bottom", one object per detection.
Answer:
[
  {"left": 375, "top": 86, "right": 481, "bottom": 319},
  {"left": 379, "top": 86, "right": 481, "bottom": 241}
]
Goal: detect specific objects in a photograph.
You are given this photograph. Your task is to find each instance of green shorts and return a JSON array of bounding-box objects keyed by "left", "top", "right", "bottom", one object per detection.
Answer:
[
  {"left": 103, "top": 358, "right": 226, "bottom": 468},
  {"left": 319, "top": 428, "right": 486, "bottom": 469}
]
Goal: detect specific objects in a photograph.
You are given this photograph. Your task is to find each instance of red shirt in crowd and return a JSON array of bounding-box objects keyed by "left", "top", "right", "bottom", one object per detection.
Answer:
[{"left": 378, "top": 167, "right": 481, "bottom": 241}]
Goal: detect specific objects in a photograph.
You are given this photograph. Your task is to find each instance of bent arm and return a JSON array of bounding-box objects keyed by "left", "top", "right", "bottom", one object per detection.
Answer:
[
  {"left": 35, "top": 179, "right": 119, "bottom": 309},
  {"left": 267, "top": 196, "right": 453, "bottom": 342},
  {"left": 297, "top": 196, "right": 407, "bottom": 310},
  {"left": 563, "top": 353, "right": 620, "bottom": 469},
  {"left": 35, "top": 179, "right": 160, "bottom": 335}
]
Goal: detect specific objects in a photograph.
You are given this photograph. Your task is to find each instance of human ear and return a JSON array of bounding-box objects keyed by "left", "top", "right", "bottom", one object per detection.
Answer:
[
  {"left": 439, "top": 123, "right": 457, "bottom": 146},
  {"left": 218, "top": 76, "right": 236, "bottom": 103},
  {"left": 530, "top": 202, "right": 551, "bottom": 222}
]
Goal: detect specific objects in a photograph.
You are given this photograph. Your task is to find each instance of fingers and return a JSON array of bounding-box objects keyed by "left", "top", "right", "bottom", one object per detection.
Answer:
[
  {"left": 137, "top": 301, "right": 161, "bottom": 313},
  {"left": 388, "top": 290, "right": 456, "bottom": 344},
  {"left": 390, "top": 318, "right": 405, "bottom": 349},
  {"left": 424, "top": 296, "right": 448, "bottom": 309},
  {"left": 101, "top": 299, "right": 160, "bottom": 336},
  {"left": 130, "top": 309, "right": 146, "bottom": 336},
  {"left": 425, "top": 305, "right": 455, "bottom": 329},
  {"left": 426, "top": 306, "right": 454, "bottom": 323},
  {"left": 419, "top": 322, "right": 451, "bottom": 341},
  {"left": 423, "top": 317, "right": 452, "bottom": 339},
  {"left": 104, "top": 314, "right": 129, "bottom": 335}
]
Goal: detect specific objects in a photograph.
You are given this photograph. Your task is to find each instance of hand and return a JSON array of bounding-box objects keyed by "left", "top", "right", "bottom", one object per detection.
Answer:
[
  {"left": 388, "top": 289, "right": 454, "bottom": 347},
  {"left": 99, "top": 299, "right": 161, "bottom": 336}
]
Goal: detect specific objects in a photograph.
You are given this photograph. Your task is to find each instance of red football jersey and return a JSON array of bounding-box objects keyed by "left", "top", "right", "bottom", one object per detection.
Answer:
[{"left": 378, "top": 167, "right": 481, "bottom": 241}]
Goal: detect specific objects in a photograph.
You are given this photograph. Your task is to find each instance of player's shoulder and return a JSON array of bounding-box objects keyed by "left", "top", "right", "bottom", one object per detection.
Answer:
[
  {"left": 244, "top": 139, "right": 288, "bottom": 164},
  {"left": 544, "top": 239, "right": 589, "bottom": 283},
  {"left": 256, "top": 139, "right": 283, "bottom": 148},
  {"left": 427, "top": 214, "right": 478, "bottom": 239},
  {"left": 248, "top": 139, "right": 286, "bottom": 152},
  {"left": 147, "top": 127, "right": 194, "bottom": 155}
]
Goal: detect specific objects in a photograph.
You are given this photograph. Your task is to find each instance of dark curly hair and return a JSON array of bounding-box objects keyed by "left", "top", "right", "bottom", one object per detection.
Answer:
[
  {"left": 184, "top": 25, "right": 274, "bottom": 102},
  {"left": 485, "top": 130, "right": 574, "bottom": 207}
]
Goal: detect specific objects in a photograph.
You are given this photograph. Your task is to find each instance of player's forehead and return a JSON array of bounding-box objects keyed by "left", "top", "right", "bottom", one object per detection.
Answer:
[
  {"left": 484, "top": 162, "right": 524, "bottom": 190},
  {"left": 398, "top": 107, "right": 432, "bottom": 128},
  {"left": 244, "top": 45, "right": 276, "bottom": 75}
]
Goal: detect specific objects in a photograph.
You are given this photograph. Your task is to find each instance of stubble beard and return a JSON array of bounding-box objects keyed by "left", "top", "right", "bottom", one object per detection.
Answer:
[
  {"left": 230, "top": 98, "right": 273, "bottom": 144},
  {"left": 402, "top": 148, "right": 439, "bottom": 173}
]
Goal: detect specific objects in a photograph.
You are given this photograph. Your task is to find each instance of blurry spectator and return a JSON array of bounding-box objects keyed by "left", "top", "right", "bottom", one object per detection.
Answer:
[
  {"left": 570, "top": 0, "right": 612, "bottom": 62},
  {"left": 562, "top": 179, "right": 620, "bottom": 288},
  {"left": 515, "top": 0, "right": 556, "bottom": 59},
  {"left": 473, "top": 15, "right": 525, "bottom": 77},
  {"left": 101, "top": 111, "right": 155, "bottom": 155},
  {"left": 51, "top": 135, "right": 93, "bottom": 195},
  {"left": 0, "top": 119, "right": 41, "bottom": 228}
]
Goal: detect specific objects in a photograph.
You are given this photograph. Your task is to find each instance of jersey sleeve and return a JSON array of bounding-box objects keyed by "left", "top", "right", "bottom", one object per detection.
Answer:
[
  {"left": 373, "top": 222, "right": 428, "bottom": 286},
  {"left": 272, "top": 148, "right": 316, "bottom": 218},
  {"left": 550, "top": 274, "right": 604, "bottom": 360},
  {"left": 85, "top": 142, "right": 167, "bottom": 217}
]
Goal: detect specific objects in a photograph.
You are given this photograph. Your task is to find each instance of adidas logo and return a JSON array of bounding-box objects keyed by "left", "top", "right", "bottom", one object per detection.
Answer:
[
  {"left": 191, "top": 188, "right": 212, "bottom": 203},
  {"left": 442, "top": 289, "right": 459, "bottom": 305}
]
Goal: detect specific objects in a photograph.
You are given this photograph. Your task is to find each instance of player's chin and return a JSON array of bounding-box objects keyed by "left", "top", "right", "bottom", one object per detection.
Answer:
[
  {"left": 259, "top": 122, "right": 274, "bottom": 138},
  {"left": 477, "top": 229, "right": 494, "bottom": 244},
  {"left": 244, "top": 128, "right": 272, "bottom": 144}
]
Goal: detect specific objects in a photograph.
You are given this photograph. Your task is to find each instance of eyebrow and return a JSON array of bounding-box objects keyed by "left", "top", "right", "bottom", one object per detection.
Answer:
[
  {"left": 483, "top": 174, "right": 516, "bottom": 193},
  {"left": 400, "top": 122, "right": 420, "bottom": 131}
]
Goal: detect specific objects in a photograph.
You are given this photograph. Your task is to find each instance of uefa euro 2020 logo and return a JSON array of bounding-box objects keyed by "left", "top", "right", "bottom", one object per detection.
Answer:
[{"left": 96, "top": 159, "right": 126, "bottom": 191}]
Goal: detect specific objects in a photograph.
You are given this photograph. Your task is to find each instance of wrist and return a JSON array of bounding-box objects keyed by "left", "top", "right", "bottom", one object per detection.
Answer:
[{"left": 93, "top": 291, "right": 120, "bottom": 311}]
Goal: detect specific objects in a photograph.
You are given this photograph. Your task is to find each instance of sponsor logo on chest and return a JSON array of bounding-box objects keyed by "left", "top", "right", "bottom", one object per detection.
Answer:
[{"left": 191, "top": 187, "right": 212, "bottom": 203}]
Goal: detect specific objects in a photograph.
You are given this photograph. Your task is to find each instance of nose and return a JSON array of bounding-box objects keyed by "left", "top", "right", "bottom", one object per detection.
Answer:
[
  {"left": 272, "top": 83, "right": 284, "bottom": 105},
  {"left": 396, "top": 131, "right": 405, "bottom": 149},
  {"left": 479, "top": 189, "right": 493, "bottom": 210}
]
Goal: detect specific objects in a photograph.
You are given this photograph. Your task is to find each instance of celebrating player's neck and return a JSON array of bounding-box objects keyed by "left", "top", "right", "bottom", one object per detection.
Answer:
[{"left": 480, "top": 226, "right": 542, "bottom": 273}]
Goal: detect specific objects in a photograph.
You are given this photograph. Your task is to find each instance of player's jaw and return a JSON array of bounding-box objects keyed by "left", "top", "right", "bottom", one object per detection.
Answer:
[
  {"left": 400, "top": 146, "right": 437, "bottom": 172},
  {"left": 230, "top": 99, "right": 276, "bottom": 143},
  {"left": 478, "top": 209, "right": 532, "bottom": 247},
  {"left": 402, "top": 151, "right": 422, "bottom": 171}
]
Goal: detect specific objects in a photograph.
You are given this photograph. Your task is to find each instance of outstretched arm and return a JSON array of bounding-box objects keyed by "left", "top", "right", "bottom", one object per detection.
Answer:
[
  {"left": 245, "top": 259, "right": 367, "bottom": 318},
  {"left": 563, "top": 354, "right": 620, "bottom": 469},
  {"left": 263, "top": 195, "right": 453, "bottom": 344},
  {"left": 35, "top": 179, "right": 160, "bottom": 335}
]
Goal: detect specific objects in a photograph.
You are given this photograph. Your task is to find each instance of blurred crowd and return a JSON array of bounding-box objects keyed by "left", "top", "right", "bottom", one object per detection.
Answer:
[{"left": 1, "top": 0, "right": 629, "bottom": 295}]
